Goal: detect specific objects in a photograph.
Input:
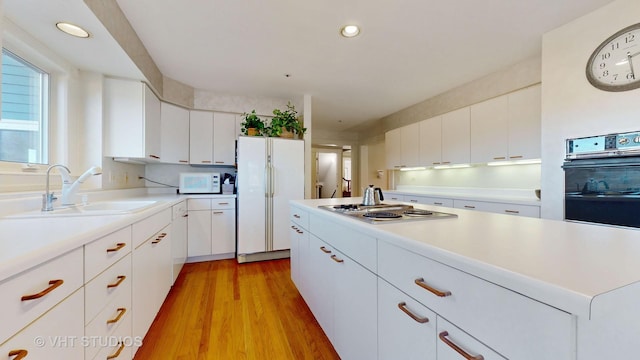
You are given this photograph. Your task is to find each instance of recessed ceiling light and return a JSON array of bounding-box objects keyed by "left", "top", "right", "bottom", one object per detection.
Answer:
[
  {"left": 56, "top": 22, "right": 90, "bottom": 38},
  {"left": 340, "top": 25, "right": 360, "bottom": 38}
]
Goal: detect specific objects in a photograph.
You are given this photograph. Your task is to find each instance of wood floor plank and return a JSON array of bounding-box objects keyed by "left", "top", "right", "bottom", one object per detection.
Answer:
[{"left": 134, "top": 259, "right": 340, "bottom": 360}]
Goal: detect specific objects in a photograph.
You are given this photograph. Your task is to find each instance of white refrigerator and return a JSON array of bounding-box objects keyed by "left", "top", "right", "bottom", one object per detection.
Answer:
[{"left": 237, "top": 136, "right": 304, "bottom": 262}]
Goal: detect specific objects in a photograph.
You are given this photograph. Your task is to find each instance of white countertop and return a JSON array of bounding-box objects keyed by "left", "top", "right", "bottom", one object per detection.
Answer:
[
  {"left": 0, "top": 192, "right": 236, "bottom": 282},
  {"left": 292, "top": 198, "right": 640, "bottom": 318}
]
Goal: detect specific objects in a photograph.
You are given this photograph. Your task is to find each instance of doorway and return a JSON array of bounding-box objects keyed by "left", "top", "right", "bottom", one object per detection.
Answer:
[{"left": 312, "top": 146, "right": 352, "bottom": 199}]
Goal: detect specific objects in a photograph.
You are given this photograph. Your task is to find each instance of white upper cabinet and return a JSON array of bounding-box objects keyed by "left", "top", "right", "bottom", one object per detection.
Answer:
[
  {"left": 470, "top": 95, "right": 509, "bottom": 163},
  {"left": 386, "top": 123, "right": 420, "bottom": 169},
  {"left": 213, "top": 112, "right": 236, "bottom": 165},
  {"left": 470, "top": 85, "right": 541, "bottom": 164},
  {"left": 189, "top": 111, "right": 236, "bottom": 166},
  {"left": 160, "top": 102, "right": 190, "bottom": 164},
  {"left": 385, "top": 128, "right": 402, "bottom": 169},
  {"left": 419, "top": 115, "right": 442, "bottom": 166},
  {"left": 441, "top": 107, "right": 470, "bottom": 165},
  {"left": 103, "top": 78, "right": 161, "bottom": 161},
  {"left": 400, "top": 122, "right": 421, "bottom": 167},
  {"left": 508, "top": 84, "right": 541, "bottom": 160}
]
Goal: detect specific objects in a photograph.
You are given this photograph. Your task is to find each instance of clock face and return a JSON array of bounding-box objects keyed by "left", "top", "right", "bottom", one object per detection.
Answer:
[{"left": 586, "top": 23, "right": 640, "bottom": 92}]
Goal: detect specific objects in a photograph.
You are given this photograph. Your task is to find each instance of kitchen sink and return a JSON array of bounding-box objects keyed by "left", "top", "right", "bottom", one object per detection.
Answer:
[{"left": 6, "top": 200, "right": 159, "bottom": 218}]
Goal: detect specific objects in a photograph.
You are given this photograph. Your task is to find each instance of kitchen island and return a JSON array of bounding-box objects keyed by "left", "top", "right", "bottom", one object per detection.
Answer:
[{"left": 290, "top": 198, "right": 640, "bottom": 360}]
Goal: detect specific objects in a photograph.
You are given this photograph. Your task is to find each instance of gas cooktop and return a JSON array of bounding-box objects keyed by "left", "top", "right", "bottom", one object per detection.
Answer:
[{"left": 318, "top": 203, "right": 457, "bottom": 224}]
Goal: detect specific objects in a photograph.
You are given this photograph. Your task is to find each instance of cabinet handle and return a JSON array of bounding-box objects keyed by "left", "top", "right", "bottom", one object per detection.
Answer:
[
  {"left": 183, "top": 214, "right": 189, "bottom": 218},
  {"left": 291, "top": 225, "right": 298, "bottom": 230},
  {"left": 464, "top": 205, "right": 475, "bottom": 209},
  {"left": 293, "top": 214, "right": 301, "bottom": 219},
  {"left": 179, "top": 160, "right": 188, "bottom": 163},
  {"left": 410, "top": 199, "right": 418, "bottom": 203},
  {"left": 504, "top": 210, "right": 520, "bottom": 214},
  {"left": 106, "top": 242, "right": 126, "bottom": 253},
  {"left": 8, "top": 350, "right": 28, "bottom": 360},
  {"left": 432, "top": 162, "right": 441, "bottom": 165},
  {"left": 106, "top": 342, "right": 126, "bottom": 359},
  {"left": 397, "top": 302, "right": 429, "bottom": 323},
  {"left": 213, "top": 211, "right": 224, "bottom": 215},
  {"left": 106, "top": 308, "right": 127, "bottom": 324},
  {"left": 297, "top": 230, "right": 303, "bottom": 234},
  {"left": 330, "top": 255, "right": 344, "bottom": 263},
  {"left": 201, "top": 160, "right": 212, "bottom": 164},
  {"left": 149, "top": 154, "right": 160, "bottom": 159},
  {"left": 319, "top": 246, "right": 331, "bottom": 254},
  {"left": 492, "top": 156, "right": 506, "bottom": 160},
  {"left": 438, "top": 331, "right": 484, "bottom": 360},
  {"left": 215, "top": 161, "right": 225, "bottom": 164},
  {"left": 107, "top": 275, "right": 126, "bottom": 289},
  {"left": 21, "top": 279, "right": 64, "bottom": 301},
  {"left": 441, "top": 161, "right": 451, "bottom": 164},
  {"left": 434, "top": 202, "right": 443, "bottom": 205},
  {"left": 509, "top": 155, "right": 523, "bottom": 159},
  {"left": 414, "top": 278, "right": 451, "bottom": 297}
]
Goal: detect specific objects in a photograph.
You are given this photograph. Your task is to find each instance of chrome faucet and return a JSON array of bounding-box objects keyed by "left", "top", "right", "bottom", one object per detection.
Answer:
[{"left": 42, "top": 164, "right": 71, "bottom": 211}]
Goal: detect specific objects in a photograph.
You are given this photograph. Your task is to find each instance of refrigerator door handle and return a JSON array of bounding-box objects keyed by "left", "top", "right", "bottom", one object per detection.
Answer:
[
  {"left": 271, "top": 166, "right": 276, "bottom": 197},
  {"left": 264, "top": 165, "right": 269, "bottom": 197}
]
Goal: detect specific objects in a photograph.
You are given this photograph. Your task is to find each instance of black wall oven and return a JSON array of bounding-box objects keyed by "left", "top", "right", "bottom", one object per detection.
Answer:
[{"left": 563, "top": 131, "right": 640, "bottom": 228}]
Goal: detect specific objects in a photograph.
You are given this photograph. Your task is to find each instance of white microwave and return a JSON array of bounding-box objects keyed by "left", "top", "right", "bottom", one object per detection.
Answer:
[{"left": 179, "top": 172, "right": 221, "bottom": 194}]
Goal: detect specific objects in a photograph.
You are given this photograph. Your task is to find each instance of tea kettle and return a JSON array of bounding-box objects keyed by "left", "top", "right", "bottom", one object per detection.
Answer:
[{"left": 362, "top": 185, "right": 384, "bottom": 206}]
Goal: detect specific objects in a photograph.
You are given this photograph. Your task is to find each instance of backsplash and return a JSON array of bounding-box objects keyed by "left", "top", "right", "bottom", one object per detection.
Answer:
[{"left": 394, "top": 163, "right": 541, "bottom": 189}]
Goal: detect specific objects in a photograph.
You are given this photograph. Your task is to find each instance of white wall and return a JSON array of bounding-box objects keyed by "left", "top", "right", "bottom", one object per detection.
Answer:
[{"left": 541, "top": 0, "right": 640, "bottom": 220}]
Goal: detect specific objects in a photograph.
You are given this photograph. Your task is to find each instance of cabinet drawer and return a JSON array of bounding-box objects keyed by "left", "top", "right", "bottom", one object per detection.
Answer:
[
  {"left": 378, "top": 278, "right": 437, "bottom": 360},
  {"left": 0, "top": 288, "right": 84, "bottom": 359},
  {"left": 310, "top": 214, "right": 376, "bottom": 272},
  {"left": 405, "top": 195, "right": 453, "bottom": 207},
  {"left": 85, "top": 253, "right": 132, "bottom": 325},
  {"left": 188, "top": 199, "right": 211, "bottom": 210},
  {"left": 437, "top": 317, "right": 506, "bottom": 360},
  {"left": 85, "top": 227, "right": 132, "bottom": 282},
  {"left": 378, "top": 241, "right": 574, "bottom": 359},
  {"left": 132, "top": 208, "right": 171, "bottom": 248},
  {"left": 290, "top": 206, "right": 309, "bottom": 229},
  {"left": 0, "top": 247, "right": 83, "bottom": 345},
  {"left": 211, "top": 198, "right": 235, "bottom": 210},
  {"left": 453, "top": 199, "right": 540, "bottom": 218},
  {"left": 85, "top": 289, "right": 132, "bottom": 360}
]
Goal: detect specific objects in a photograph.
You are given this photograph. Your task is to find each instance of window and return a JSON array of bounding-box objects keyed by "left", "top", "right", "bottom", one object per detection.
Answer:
[{"left": 0, "top": 49, "right": 49, "bottom": 164}]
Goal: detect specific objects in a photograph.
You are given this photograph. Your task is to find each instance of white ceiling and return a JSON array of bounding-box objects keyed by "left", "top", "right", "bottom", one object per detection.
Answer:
[{"left": 4, "top": 0, "right": 616, "bottom": 132}]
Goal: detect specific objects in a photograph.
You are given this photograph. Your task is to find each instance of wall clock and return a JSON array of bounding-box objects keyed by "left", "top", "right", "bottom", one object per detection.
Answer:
[{"left": 586, "top": 23, "right": 640, "bottom": 92}]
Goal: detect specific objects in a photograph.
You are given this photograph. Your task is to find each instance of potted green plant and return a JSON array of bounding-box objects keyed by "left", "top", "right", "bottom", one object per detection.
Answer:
[
  {"left": 240, "top": 110, "right": 265, "bottom": 136},
  {"left": 267, "top": 102, "right": 307, "bottom": 138}
]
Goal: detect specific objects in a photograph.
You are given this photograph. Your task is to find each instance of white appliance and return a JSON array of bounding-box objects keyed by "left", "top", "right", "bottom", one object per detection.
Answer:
[
  {"left": 237, "top": 136, "right": 304, "bottom": 262},
  {"left": 179, "top": 172, "right": 221, "bottom": 194}
]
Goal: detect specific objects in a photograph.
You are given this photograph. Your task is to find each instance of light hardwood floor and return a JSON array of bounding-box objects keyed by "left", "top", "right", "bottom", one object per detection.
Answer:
[{"left": 134, "top": 259, "right": 340, "bottom": 360}]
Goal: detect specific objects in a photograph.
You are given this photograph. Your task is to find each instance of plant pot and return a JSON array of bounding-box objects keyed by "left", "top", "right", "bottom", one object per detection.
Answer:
[
  {"left": 280, "top": 129, "right": 294, "bottom": 138},
  {"left": 247, "top": 128, "right": 259, "bottom": 136}
]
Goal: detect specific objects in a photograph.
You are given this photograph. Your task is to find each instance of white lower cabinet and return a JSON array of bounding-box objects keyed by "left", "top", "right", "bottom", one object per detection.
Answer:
[
  {"left": 437, "top": 317, "right": 505, "bottom": 360},
  {"left": 171, "top": 201, "right": 188, "bottom": 284},
  {"left": 0, "top": 288, "right": 85, "bottom": 360},
  {"left": 453, "top": 199, "right": 540, "bottom": 217},
  {"left": 378, "top": 278, "right": 437, "bottom": 360},
  {"left": 187, "top": 198, "right": 236, "bottom": 259},
  {"left": 132, "top": 224, "right": 172, "bottom": 356}
]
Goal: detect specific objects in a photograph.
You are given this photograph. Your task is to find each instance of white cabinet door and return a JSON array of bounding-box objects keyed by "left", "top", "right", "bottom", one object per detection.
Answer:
[
  {"left": 161, "top": 102, "right": 190, "bottom": 164},
  {"left": 189, "top": 110, "right": 214, "bottom": 165},
  {"left": 104, "top": 78, "right": 161, "bottom": 161},
  {"left": 385, "top": 128, "right": 402, "bottom": 169},
  {"left": 441, "top": 107, "right": 470, "bottom": 165},
  {"left": 332, "top": 247, "right": 378, "bottom": 360},
  {"left": 378, "top": 278, "right": 436, "bottom": 360},
  {"left": 470, "top": 95, "right": 509, "bottom": 163},
  {"left": 290, "top": 223, "right": 301, "bottom": 289},
  {"left": 0, "top": 289, "right": 84, "bottom": 360},
  {"left": 211, "top": 209, "right": 236, "bottom": 255},
  {"left": 187, "top": 210, "right": 212, "bottom": 257},
  {"left": 171, "top": 202, "right": 188, "bottom": 283},
  {"left": 307, "top": 235, "right": 335, "bottom": 340},
  {"left": 508, "top": 85, "right": 541, "bottom": 160},
  {"left": 401, "top": 122, "right": 421, "bottom": 167},
  {"left": 419, "top": 116, "right": 443, "bottom": 166},
  {"left": 213, "top": 112, "right": 236, "bottom": 165}
]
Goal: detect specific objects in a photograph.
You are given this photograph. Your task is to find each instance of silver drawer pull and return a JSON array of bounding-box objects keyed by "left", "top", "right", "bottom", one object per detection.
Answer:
[
  {"left": 397, "top": 302, "right": 429, "bottom": 323},
  {"left": 439, "top": 331, "right": 484, "bottom": 360},
  {"left": 414, "top": 278, "right": 451, "bottom": 297}
]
